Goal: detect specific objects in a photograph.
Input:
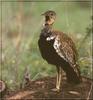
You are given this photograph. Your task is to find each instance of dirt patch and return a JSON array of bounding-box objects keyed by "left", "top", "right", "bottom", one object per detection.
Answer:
[{"left": 2, "top": 76, "right": 93, "bottom": 100}]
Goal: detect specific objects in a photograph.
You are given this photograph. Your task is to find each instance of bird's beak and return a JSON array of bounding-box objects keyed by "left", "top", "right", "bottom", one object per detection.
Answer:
[{"left": 41, "top": 13, "right": 45, "bottom": 16}]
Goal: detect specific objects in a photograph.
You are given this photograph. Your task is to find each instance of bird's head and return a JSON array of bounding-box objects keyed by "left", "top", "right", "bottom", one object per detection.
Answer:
[{"left": 42, "top": 10, "right": 56, "bottom": 25}]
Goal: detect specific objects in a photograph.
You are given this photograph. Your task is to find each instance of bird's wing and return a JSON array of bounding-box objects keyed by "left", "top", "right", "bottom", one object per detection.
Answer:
[{"left": 52, "top": 31, "right": 78, "bottom": 67}]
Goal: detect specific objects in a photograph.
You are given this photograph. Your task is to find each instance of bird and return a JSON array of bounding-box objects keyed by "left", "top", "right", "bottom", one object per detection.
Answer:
[{"left": 38, "top": 10, "right": 82, "bottom": 91}]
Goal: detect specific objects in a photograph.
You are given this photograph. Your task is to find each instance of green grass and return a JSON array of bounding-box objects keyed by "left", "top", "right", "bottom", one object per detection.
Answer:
[{"left": 0, "top": 2, "right": 92, "bottom": 89}]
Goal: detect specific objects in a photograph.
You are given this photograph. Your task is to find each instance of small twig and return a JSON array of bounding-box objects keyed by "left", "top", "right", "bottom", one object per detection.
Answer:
[
  {"left": 87, "top": 83, "right": 93, "bottom": 100},
  {"left": 20, "top": 66, "right": 31, "bottom": 89},
  {"left": 32, "top": 72, "right": 42, "bottom": 81},
  {"left": 24, "top": 66, "right": 31, "bottom": 82},
  {"left": 31, "top": 72, "right": 42, "bottom": 81}
]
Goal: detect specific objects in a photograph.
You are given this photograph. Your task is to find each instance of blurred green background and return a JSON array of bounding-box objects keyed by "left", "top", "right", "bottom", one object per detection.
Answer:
[{"left": 0, "top": 1, "right": 92, "bottom": 90}]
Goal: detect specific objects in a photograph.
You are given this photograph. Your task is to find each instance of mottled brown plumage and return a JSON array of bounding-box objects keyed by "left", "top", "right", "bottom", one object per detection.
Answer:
[{"left": 38, "top": 10, "right": 81, "bottom": 91}]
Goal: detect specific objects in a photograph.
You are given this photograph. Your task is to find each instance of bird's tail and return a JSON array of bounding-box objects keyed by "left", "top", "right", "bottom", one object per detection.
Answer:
[{"left": 65, "top": 64, "right": 82, "bottom": 84}]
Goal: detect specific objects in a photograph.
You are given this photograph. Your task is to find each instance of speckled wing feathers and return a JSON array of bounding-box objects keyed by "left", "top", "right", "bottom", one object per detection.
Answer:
[{"left": 52, "top": 31, "right": 78, "bottom": 67}]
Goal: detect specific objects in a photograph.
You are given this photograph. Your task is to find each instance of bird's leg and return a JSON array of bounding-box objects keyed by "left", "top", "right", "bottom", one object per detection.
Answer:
[
  {"left": 52, "top": 67, "right": 62, "bottom": 92},
  {"left": 58, "top": 67, "right": 62, "bottom": 89},
  {"left": 56, "top": 67, "right": 62, "bottom": 91},
  {"left": 56, "top": 68, "right": 59, "bottom": 90}
]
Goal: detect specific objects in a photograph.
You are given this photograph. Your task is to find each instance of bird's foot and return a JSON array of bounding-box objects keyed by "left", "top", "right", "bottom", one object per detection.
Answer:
[{"left": 51, "top": 87, "right": 60, "bottom": 92}]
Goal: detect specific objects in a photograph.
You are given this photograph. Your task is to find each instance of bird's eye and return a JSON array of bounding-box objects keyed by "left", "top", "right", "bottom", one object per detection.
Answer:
[{"left": 51, "top": 13, "right": 53, "bottom": 16}]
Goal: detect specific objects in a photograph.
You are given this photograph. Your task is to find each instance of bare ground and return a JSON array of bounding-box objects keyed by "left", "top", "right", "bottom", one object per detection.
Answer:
[{"left": 2, "top": 76, "right": 93, "bottom": 100}]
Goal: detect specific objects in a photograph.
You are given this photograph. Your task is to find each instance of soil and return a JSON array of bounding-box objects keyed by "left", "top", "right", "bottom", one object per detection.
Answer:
[{"left": 1, "top": 76, "right": 93, "bottom": 100}]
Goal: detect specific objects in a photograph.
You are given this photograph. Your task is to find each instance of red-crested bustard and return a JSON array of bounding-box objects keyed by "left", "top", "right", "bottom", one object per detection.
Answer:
[{"left": 38, "top": 10, "right": 81, "bottom": 91}]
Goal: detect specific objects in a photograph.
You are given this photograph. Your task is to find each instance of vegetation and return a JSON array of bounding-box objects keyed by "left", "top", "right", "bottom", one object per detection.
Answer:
[{"left": 0, "top": 1, "right": 92, "bottom": 90}]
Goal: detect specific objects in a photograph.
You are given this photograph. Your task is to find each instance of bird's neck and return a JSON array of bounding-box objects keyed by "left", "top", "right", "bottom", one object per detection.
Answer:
[
  {"left": 44, "top": 23, "right": 53, "bottom": 31},
  {"left": 41, "top": 24, "right": 53, "bottom": 37}
]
